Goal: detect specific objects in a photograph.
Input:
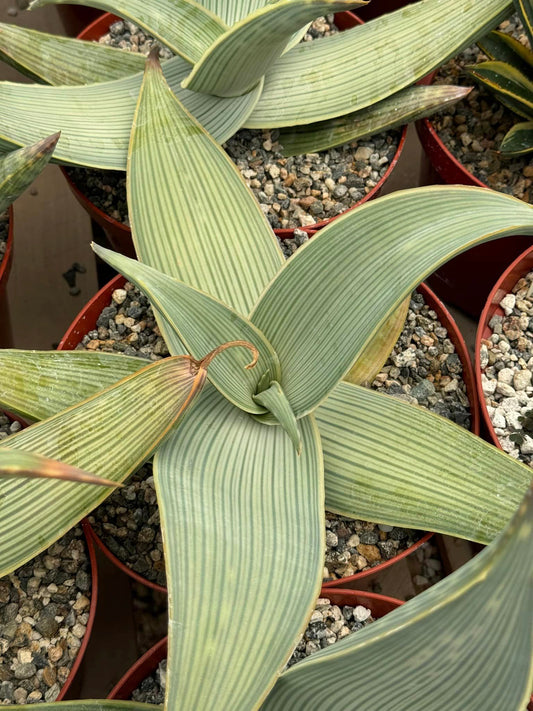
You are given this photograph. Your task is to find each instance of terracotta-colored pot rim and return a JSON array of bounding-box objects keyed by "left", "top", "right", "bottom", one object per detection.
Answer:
[
  {"left": 475, "top": 244, "right": 533, "bottom": 449},
  {"left": 108, "top": 589, "right": 402, "bottom": 700},
  {"left": 57, "top": 520, "right": 99, "bottom": 700},
  {"left": 68, "top": 11, "right": 406, "bottom": 242},
  {"left": 0, "top": 206, "right": 15, "bottom": 292}
]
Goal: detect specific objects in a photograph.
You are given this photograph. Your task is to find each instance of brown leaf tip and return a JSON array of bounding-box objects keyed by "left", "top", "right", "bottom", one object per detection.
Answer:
[
  {"left": 147, "top": 47, "right": 161, "bottom": 70},
  {"left": 36, "top": 132, "right": 61, "bottom": 156},
  {"left": 196, "top": 340, "right": 259, "bottom": 371}
]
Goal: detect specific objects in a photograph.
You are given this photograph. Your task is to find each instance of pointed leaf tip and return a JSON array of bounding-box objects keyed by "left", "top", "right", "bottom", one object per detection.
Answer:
[
  {"left": 37, "top": 132, "right": 61, "bottom": 155},
  {"left": 146, "top": 47, "right": 162, "bottom": 71}
]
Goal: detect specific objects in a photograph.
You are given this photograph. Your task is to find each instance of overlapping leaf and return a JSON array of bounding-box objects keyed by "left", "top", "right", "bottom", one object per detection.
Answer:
[
  {"left": 195, "top": 0, "right": 275, "bottom": 25},
  {"left": 155, "top": 385, "right": 324, "bottom": 710},
  {"left": 317, "top": 381, "right": 531, "bottom": 543},
  {"left": 0, "top": 133, "right": 58, "bottom": 212},
  {"left": 0, "top": 349, "right": 143, "bottom": 421},
  {"left": 278, "top": 84, "right": 471, "bottom": 155},
  {"left": 500, "top": 119, "right": 533, "bottom": 154},
  {"left": 477, "top": 29, "right": 533, "bottom": 76},
  {"left": 263, "top": 487, "right": 533, "bottom": 710},
  {"left": 93, "top": 243, "right": 281, "bottom": 414},
  {"left": 466, "top": 60, "right": 533, "bottom": 119},
  {"left": 0, "top": 23, "right": 145, "bottom": 84},
  {"left": 182, "top": 0, "right": 360, "bottom": 97},
  {"left": 30, "top": 0, "right": 227, "bottom": 63},
  {"left": 246, "top": 0, "right": 513, "bottom": 127},
  {"left": 0, "top": 354, "right": 207, "bottom": 575},
  {"left": 515, "top": 0, "right": 533, "bottom": 47},
  {"left": 251, "top": 186, "right": 533, "bottom": 418}
]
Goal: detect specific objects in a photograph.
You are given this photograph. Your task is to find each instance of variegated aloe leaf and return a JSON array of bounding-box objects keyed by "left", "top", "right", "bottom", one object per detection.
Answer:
[
  {"left": 0, "top": 351, "right": 214, "bottom": 575},
  {"left": 0, "top": 133, "right": 58, "bottom": 212},
  {"left": 127, "top": 53, "right": 282, "bottom": 333},
  {"left": 196, "top": 0, "right": 276, "bottom": 25},
  {"left": 466, "top": 60, "right": 533, "bottom": 119},
  {"left": 515, "top": 0, "right": 533, "bottom": 47},
  {"left": 0, "top": 55, "right": 263, "bottom": 168},
  {"left": 250, "top": 186, "right": 533, "bottom": 419},
  {"left": 246, "top": 0, "right": 513, "bottom": 128},
  {"left": 0, "top": 23, "right": 145, "bottom": 85},
  {"left": 30, "top": 0, "right": 227, "bottom": 63},
  {"left": 317, "top": 381, "right": 531, "bottom": 544},
  {"left": 182, "top": 0, "right": 361, "bottom": 97},
  {"left": 0, "top": 449, "right": 120, "bottom": 487},
  {"left": 500, "top": 119, "right": 533, "bottom": 154},
  {"left": 477, "top": 29, "right": 533, "bottom": 76},
  {"left": 92, "top": 243, "right": 281, "bottom": 415},
  {"left": 155, "top": 384, "right": 324, "bottom": 710},
  {"left": 0, "top": 349, "right": 143, "bottom": 421},
  {"left": 278, "top": 84, "right": 471, "bottom": 155},
  {"left": 263, "top": 486, "right": 533, "bottom": 710}
]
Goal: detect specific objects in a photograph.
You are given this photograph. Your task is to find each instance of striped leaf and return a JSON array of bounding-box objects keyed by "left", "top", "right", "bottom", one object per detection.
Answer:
[
  {"left": 195, "top": 0, "right": 274, "bottom": 25},
  {"left": 182, "top": 0, "right": 361, "bottom": 97},
  {"left": 250, "top": 186, "right": 533, "bottom": 418},
  {"left": 515, "top": 0, "right": 533, "bottom": 47},
  {"left": 0, "top": 449, "right": 120, "bottom": 487},
  {"left": 500, "top": 119, "right": 533, "bottom": 154},
  {"left": 0, "top": 23, "right": 145, "bottom": 85},
  {"left": 278, "top": 84, "right": 471, "bottom": 155},
  {"left": 0, "top": 133, "right": 58, "bottom": 212},
  {"left": 263, "top": 486, "right": 533, "bottom": 710},
  {"left": 155, "top": 385, "right": 324, "bottom": 710},
  {"left": 317, "top": 381, "right": 531, "bottom": 544},
  {"left": 253, "top": 380, "right": 302, "bottom": 453},
  {"left": 127, "top": 53, "right": 282, "bottom": 333},
  {"left": 30, "top": 0, "right": 227, "bottom": 64},
  {"left": 0, "top": 354, "right": 207, "bottom": 575},
  {"left": 93, "top": 243, "right": 281, "bottom": 414},
  {"left": 344, "top": 298, "right": 410, "bottom": 387},
  {"left": 477, "top": 29, "right": 533, "bottom": 76},
  {"left": 245, "top": 0, "right": 513, "bottom": 128},
  {"left": 466, "top": 60, "right": 533, "bottom": 119},
  {"left": 0, "top": 55, "right": 263, "bottom": 169},
  {"left": 0, "top": 349, "right": 143, "bottom": 421},
  {"left": 4, "top": 703, "right": 155, "bottom": 711}
]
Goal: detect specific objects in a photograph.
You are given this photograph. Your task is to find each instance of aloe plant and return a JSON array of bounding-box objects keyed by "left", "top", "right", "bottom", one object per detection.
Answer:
[
  {"left": 465, "top": 0, "right": 533, "bottom": 155},
  {"left": 0, "top": 53, "right": 532, "bottom": 709},
  {"left": 0, "top": 0, "right": 517, "bottom": 165}
]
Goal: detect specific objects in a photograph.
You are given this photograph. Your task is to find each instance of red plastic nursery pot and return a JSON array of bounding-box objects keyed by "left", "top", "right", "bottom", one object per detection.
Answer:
[
  {"left": 0, "top": 206, "right": 14, "bottom": 347},
  {"left": 352, "top": 0, "right": 417, "bottom": 22},
  {"left": 107, "top": 590, "right": 402, "bottom": 700},
  {"left": 63, "top": 276, "right": 479, "bottom": 592},
  {"left": 416, "top": 76, "right": 532, "bottom": 319},
  {"left": 64, "top": 12, "right": 406, "bottom": 248},
  {"left": 475, "top": 245, "right": 533, "bottom": 449}
]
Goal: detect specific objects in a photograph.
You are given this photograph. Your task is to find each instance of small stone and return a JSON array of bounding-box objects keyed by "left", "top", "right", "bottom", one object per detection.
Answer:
[
  {"left": 354, "top": 146, "right": 372, "bottom": 161},
  {"left": 356, "top": 544, "right": 381, "bottom": 563},
  {"left": 13, "top": 663, "right": 37, "bottom": 680},
  {"left": 112, "top": 288, "right": 128, "bottom": 304},
  {"left": 353, "top": 605, "right": 371, "bottom": 622},
  {"left": 514, "top": 369, "right": 532, "bottom": 391},
  {"left": 499, "top": 294, "right": 516, "bottom": 316},
  {"left": 496, "top": 382, "right": 517, "bottom": 398}
]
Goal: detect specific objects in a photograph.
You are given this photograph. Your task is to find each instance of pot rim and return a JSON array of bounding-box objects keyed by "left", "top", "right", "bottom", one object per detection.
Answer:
[
  {"left": 0, "top": 206, "right": 15, "bottom": 293},
  {"left": 474, "top": 244, "right": 533, "bottom": 449}
]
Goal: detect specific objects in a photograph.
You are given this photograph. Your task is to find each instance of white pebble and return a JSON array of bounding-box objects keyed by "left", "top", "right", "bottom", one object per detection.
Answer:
[
  {"left": 496, "top": 382, "right": 516, "bottom": 398},
  {"left": 514, "top": 369, "right": 532, "bottom": 391},
  {"left": 353, "top": 605, "right": 371, "bottom": 622},
  {"left": 497, "top": 368, "right": 515, "bottom": 385},
  {"left": 499, "top": 294, "right": 516, "bottom": 315}
]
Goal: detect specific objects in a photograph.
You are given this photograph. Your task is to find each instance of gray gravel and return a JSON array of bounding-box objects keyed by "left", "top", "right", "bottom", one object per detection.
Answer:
[
  {"left": 67, "top": 17, "right": 400, "bottom": 230},
  {"left": 0, "top": 212, "right": 10, "bottom": 267},
  {"left": 480, "top": 269, "right": 533, "bottom": 464},
  {"left": 0, "top": 411, "right": 21, "bottom": 441},
  {"left": 432, "top": 15, "right": 532, "bottom": 201},
  {"left": 0, "top": 526, "right": 92, "bottom": 705},
  {"left": 130, "top": 597, "right": 374, "bottom": 701}
]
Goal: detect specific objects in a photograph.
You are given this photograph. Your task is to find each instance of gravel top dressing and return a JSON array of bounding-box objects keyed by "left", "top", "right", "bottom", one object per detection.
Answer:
[
  {"left": 81, "top": 263, "right": 470, "bottom": 584},
  {"left": 67, "top": 17, "right": 400, "bottom": 230},
  {"left": 0, "top": 212, "right": 10, "bottom": 268},
  {"left": 480, "top": 269, "right": 533, "bottom": 465},
  {"left": 431, "top": 15, "right": 532, "bottom": 201},
  {"left": 131, "top": 597, "right": 375, "bottom": 702},
  {"left": 0, "top": 525, "right": 92, "bottom": 705}
]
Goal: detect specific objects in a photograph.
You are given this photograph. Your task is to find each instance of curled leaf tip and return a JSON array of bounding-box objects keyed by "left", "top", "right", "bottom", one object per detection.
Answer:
[{"left": 197, "top": 340, "right": 259, "bottom": 371}]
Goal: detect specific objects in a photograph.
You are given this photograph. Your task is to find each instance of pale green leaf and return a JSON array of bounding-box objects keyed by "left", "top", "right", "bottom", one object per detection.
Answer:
[
  {"left": 515, "top": 0, "right": 533, "bottom": 48},
  {"left": 195, "top": 0, "right": 273, "bottom": 25},
  {"left": 250, "top": 186, "right": 533, "bottom": 418},
  {"left": 263, "top": 486, "right": 533, "bottom": 710},
  {"left": 0, "top": 354, "right": 206, "bottom": 576},
  {"left": 93, "top": 243, "right": 281, "bottom": 414},
  {"left": 466, "top": 60, "right": 533, "bottom": 119},
  {"left": 0, "top": 349, "right": 143, "bottom": 421},
  {"left": 127, "top": 53, "right": 282, "bottom": 340},
  {"left": 246, "top": 0, "right": 513, "bottom": 128},
  {"left": 0, "top": 55, "right": 263, "bottom": 169},
  {"left": 182, "top": 0, "right": 361, "bottom": 97},
  {"left": 30, "top": 0, "right": 227, "bottom": 64},
  {"left": 279, "top": 84, "right": 471, "bottom": 155},
  {"left": 253, "top": 380, "right": 302, "bottom": 453},
  {"left": 500, "top": 119, "right": 533, "bottom": 154},
  {"left": 0, "top": 23, "right": 145, "bottom": 85},
  {"left": 0, "top": 133, "right": 58, "bottom": 212},
  {"left": 0, "top": 448, "right": 120, "bottom": 487},
  {"left": 317, "top": 381, "right": 531, "bottom": 544},
  {"left": 155, "top": 384, "right": 324, "bottom": 709}
]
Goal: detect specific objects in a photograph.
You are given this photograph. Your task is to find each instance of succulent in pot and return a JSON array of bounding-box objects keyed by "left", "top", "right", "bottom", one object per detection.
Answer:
[{"left": 1, "top": 54, "right": 533, "bottom": 709}]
